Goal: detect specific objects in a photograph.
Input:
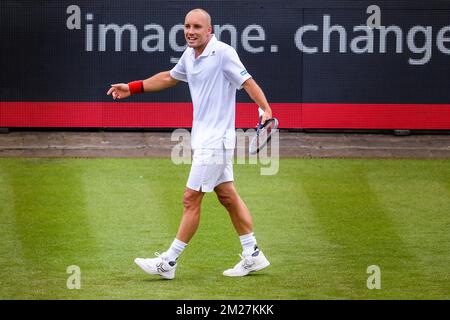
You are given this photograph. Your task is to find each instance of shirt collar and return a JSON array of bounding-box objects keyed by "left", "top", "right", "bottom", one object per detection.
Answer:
[{"left": 191, "top": 34, "right": 217, "bottom": 58}]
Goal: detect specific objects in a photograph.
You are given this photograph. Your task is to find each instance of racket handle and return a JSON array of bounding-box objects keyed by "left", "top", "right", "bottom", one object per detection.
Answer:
[{"left": 258, "top": 107, "right": 265, "bottom": 117}]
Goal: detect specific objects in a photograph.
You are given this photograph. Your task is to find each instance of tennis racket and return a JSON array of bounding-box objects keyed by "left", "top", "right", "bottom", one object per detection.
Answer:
[{"left": 249, "top": 108, "right": 279, "bottom": 155}]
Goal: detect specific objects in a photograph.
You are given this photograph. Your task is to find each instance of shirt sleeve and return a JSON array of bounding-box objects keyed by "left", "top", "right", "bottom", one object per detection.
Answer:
[
  {"left": 223, "top": 47, "right": 252, "bottom": 90},
  {"left": 170, "top": 50, "right": 188, "bottom": 82}
]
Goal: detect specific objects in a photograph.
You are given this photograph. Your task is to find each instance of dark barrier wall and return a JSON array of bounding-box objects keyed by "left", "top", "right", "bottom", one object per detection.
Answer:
[{"left": 1, "top": 0, "right": 450, "bottom": 129}]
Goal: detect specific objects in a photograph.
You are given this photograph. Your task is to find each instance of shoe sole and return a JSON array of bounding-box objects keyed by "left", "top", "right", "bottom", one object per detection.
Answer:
[
  {"left": 223, "top": 259, "right": 271, "bottom": 277},
  {"left": 134, "top": 258, "right": 175, "bottom": 280}
]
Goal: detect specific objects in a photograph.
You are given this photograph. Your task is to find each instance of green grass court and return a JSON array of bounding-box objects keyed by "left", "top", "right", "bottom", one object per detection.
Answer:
[{"left": 0, "top": 158, "right": 449, "bottom": 299}]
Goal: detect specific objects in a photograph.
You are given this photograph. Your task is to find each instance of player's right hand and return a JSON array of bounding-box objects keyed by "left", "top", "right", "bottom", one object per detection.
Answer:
[{"left": 107, "top": 83, "right": 131, "bottom": 100}]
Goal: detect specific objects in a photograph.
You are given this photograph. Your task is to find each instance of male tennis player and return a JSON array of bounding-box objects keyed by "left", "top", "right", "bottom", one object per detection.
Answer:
[{"left": 107, "top": 8, "right": 272, "bottom": 279}]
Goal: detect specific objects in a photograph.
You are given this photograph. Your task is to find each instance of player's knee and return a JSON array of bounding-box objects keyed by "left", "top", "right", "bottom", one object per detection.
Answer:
[
  {"left": 182, "top": 190, "right": 201, "bottom": 209},
  {"left": 217, "top": 192, "right": 235, "bottom": 209}
]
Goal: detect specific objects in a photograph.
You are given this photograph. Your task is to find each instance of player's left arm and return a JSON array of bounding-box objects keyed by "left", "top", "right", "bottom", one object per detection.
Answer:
[{"left": 242, "top": 78, "right": 272, "bottom": 123}]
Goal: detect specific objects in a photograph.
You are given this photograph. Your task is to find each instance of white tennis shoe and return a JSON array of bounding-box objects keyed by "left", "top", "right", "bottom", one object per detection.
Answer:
[
  {"left": 134, "top": 252, "right": 177, "bottom": 280},
  {"left": 223, "top": 249, "right": 270, "bottom": 277}
]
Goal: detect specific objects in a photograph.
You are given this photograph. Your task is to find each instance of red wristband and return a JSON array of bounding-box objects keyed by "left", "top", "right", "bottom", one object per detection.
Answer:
[{"left": 128, "top": 80, "right": 144, "bottom": 95}]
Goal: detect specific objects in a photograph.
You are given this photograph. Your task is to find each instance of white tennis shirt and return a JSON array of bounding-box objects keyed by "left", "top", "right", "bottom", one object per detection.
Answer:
[{"left": 170, "top": 35, "right": 252, "bottom": 150}]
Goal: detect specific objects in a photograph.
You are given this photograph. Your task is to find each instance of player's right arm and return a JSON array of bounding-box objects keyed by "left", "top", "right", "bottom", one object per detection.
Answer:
[{"left": 106, "top": 71, "right": 179, "bottom": 100}]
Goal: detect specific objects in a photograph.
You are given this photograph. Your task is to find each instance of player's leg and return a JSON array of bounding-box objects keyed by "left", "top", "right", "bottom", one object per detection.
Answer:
[
  {"left": 176, "top": 187, "right": 205, "bottom": 243},
  {"left": 134, "top": 188, "right": 204, "bottom": 280},
  {"left": 214, "top": 181, "right": 270, "bottom": 277},
  {"left": 214, "top": 181, "right": 253, "bottom": 235},
  {"left": 135, "top": 149, "right": 212, "bottom": 280}
]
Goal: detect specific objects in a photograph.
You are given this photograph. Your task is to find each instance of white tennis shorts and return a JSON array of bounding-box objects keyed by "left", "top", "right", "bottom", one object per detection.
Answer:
[{"left": 186, "top": 147, "right": 234, "bottom": 192}]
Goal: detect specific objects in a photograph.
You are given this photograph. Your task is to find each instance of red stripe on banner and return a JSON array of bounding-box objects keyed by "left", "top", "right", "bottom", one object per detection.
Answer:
[
  {"left": 103, "top": 102, "right": 193, "bottom": 127},
  {"left": 0, "top": 102, "right": 194, "bottom": 128},
  {"left": 301, "top": 103, "right": 450, "bottom": 130},
  {"left": 0, "top": 102, "right": 449, "bottom": 129},
  {"left": 0, "top": 102, "right": 103, "bottom": 127},
  {"left": 236, "top": 103, "right": 302, "bottom": 128}
]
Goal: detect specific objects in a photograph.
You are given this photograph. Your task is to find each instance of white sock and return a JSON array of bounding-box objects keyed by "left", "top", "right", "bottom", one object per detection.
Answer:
[
  {"left": 165, "top": 238, "right": 187, "bottom": 262},
  {"left": 239, "top": 232, "right": 258, "bottom": 256}
]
